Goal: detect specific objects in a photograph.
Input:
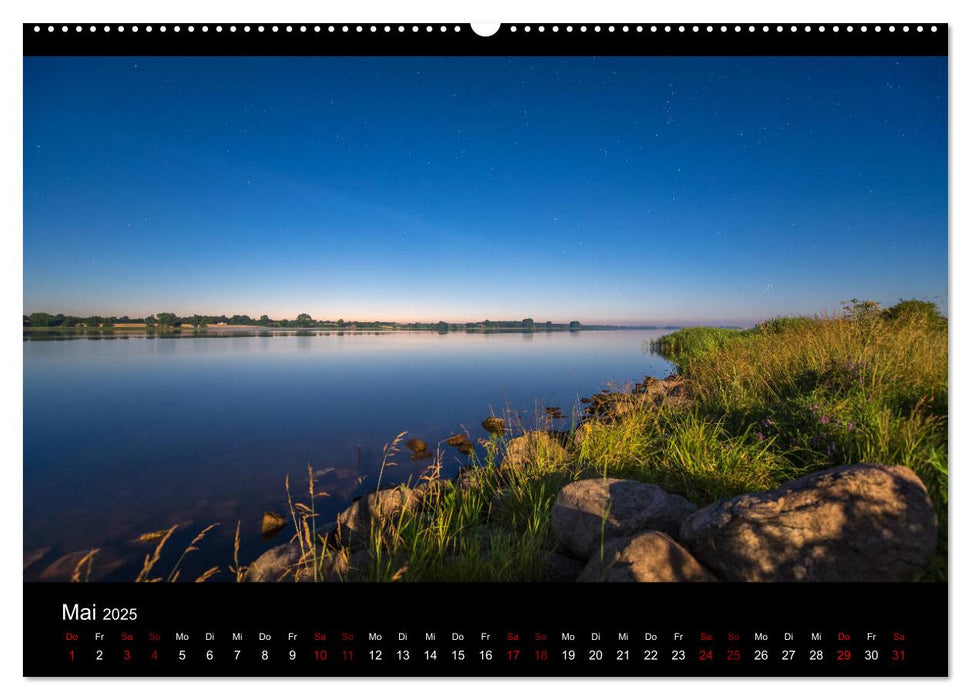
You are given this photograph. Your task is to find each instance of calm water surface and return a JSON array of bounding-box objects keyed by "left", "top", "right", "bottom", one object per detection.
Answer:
[{"left": 23, "top": 330, "right": 674, "bottom": 580}]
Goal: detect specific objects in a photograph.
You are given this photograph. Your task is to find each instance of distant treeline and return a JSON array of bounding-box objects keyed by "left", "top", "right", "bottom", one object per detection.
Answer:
[{"left": 23, "top": 312, "right": 669, "bottom": 332}]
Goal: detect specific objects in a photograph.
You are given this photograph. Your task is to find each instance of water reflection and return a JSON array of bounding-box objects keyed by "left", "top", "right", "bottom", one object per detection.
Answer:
[{"left": 23, "top": 329, "right": 674, "bottom": 580}]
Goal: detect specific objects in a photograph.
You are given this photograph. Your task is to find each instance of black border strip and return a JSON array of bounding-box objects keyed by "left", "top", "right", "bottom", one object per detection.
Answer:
[
  {"left": 24, "top": 23, "right": 947, "bottom": 57},
  {"left": 26, "top": 582, "right": 948, "bottom": 677}
]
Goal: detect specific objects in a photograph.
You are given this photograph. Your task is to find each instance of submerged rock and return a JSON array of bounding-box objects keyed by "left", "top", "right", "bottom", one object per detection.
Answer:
[
  {"left": 578, "top": 531, "right": 717, "bottom": 582},
  {"left": 446, "top": 434, "right": 470, "bottom": 447},
  {"left": 481, "top": 417, "right": 506, "bottom": 435},
  {"left": 551, "top": 478, "right": 697, "bottom": 558},
  {"left": 679, "top": 463, "right": 938, "bottom": 582},
  {"left": 410, "top": 449, "right": 434, "bottom": 461},
  {"left": 23, "top": 547, "right": 51, "bottom": 571},
  {"left": 405, "top": 438, "right": 428, "bottom": 453},
  {"left": 261, "top": 511, "right": 288, "bottom": 537},
  {"left": 39, "top": 549, "right": 126, "bottom": 582}
]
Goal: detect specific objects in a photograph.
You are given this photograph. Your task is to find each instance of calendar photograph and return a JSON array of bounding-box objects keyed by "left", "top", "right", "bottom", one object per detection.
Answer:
[{"left": 23, "top": 46, "right": 947, "bottom": 591}]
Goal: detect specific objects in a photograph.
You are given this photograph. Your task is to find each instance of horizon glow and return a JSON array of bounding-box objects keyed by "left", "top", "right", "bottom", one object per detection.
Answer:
[{"left": 24, "top": 56, "right": 947, "bottom": 326}]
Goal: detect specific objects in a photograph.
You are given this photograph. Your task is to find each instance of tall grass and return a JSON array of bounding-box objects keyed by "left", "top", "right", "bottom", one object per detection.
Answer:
[
  {"left": 644, "top": 303, "right": 947, "bottom": 578},
  {"left": 302, "top": 423, "right": 587, "bottom": 583},
  {"left": 650, "top": 326, "right": 744, "bottom": 357}
]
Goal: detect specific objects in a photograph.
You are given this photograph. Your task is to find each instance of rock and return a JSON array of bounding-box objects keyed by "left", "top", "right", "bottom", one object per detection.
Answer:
[
  {"left": 317, "top": 468, "right": 359, "bottom": 500},
  {"left": 656, "top": 377, "right": 691, "bottom": 408},
  {"left": 578, "top": 531, "right": 717, "bottom": 582},
  {"left": 244, "top": 541, "right": 303, "bottom": 582},
  {"left": 261, "top": 511, "right": 287, "bottom": 537},
  {"left": 606, "top": 396, "right": 637, "bottom": 419},
  {"left": 546, "top": 552, "right": 585, "bottom": 582},
  {"left": 23, "top": 547, "right": 51, "bottom": 570},
  {"left": 336, "top": 548, "right": 371, "bottom": 581},
  {"left": 313, "top": 466, "right": 337, "bottom": 481},
  {"left": 406, "top": 438, "right": 428, "bottom": 453},
  {"left": 410, "top": 450, "right": 434, "bottom": 461},
  {"left": 502, "top": 431, "right": 570, "bottom": 470},
  {"left": 247, "top": 541, "right": 373, "bottom": 583},
  {"left": 446, "top": 434, "right": 470, "bottom": 447},
  {"left": 572, "top": 422, "right": 594, "bottom": 448},
  {"left": 552, "top": 478, "right": 697, "bottom": 558},
  {"left": 296, "top": 547, "right": 371, "bottom": 582},
  {"left": 679, "top": 463, "right": 938, "bottom": 582},
  {"left": 481, "top": 417, "right": 506, "bottom": 434},
  {"left": 580, "top": 376, "right": 691, "bottom": 420},
  {"left": 412, "top": 478, "right": 450, "bottom": 505},
  {"left": 335, "top": 486, "right": 417, "bottom": 550},
  {"left": 39, "top": 549, "right": 126, "bottom": 581}
]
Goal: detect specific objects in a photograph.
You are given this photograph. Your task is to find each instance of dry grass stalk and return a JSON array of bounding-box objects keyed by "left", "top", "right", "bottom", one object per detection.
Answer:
[
  {"left": 307, "top": 464, "right": 318, "bottom": 576},
  {"left": 70, "top": 548, "right": 99, "bottom": 583},
  {"left": 230, "top": 520, "right": 247, "bottom": 582},
  {"left": 165, "top": 523, "right": 219, "bottom": 581},
  {"left": 135, "top": 525, "right": 177, "bottom": 582},
  {"left": 135, "top": 529, "right": 169, "bottom": 543},
  {"left": 285, "top": 473, "right": 306, "bottom": 564},
  {"left": 194, "top": 566, "right": 220, "bottom": 582}
]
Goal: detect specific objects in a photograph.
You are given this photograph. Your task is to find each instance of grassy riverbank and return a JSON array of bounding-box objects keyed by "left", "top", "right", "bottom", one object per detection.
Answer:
[
  {"left": 285, "top": 299, "right": 947, "bottom": 583},
  {"left": 67, "top": 299, "right": 946, "bottom": 583}
]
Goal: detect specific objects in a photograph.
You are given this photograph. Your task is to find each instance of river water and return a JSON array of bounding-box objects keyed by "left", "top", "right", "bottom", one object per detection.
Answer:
[{"left": 23, "top": 329, "right": 674, "bottom": 580}]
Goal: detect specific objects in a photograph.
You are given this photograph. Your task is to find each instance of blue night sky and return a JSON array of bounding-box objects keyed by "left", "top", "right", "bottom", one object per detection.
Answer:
[{"left": 23, "top": 56, "right": 947, "bottom": 325}]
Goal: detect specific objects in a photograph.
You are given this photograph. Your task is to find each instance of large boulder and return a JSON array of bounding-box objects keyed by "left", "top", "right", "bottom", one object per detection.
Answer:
[
  {"left": 244, "top": 541, "right": 302, "bottom": 582},
  {"left": 335, "top": 486, "right": 417, "bottom": 550},
  {"left": 578, "top": 531, "right": 717, "bottom": 582},
  {"left": 245, "top": 542, "right": 370, "bottom": 582},
  {"left": 545, "top": 552, "right": 586, "bottom": 582},
  {"left": 411, "top": 478, "right": 452, "bottom": 506},
  {"left": 679, "top": 463, "right": 938, "bottom": 582},
  {"left": 551, "top": 478, "right": 697, "bottom": 558},
  {"left": 298, "top": 548, "right": 371, "bottom": 583}
]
